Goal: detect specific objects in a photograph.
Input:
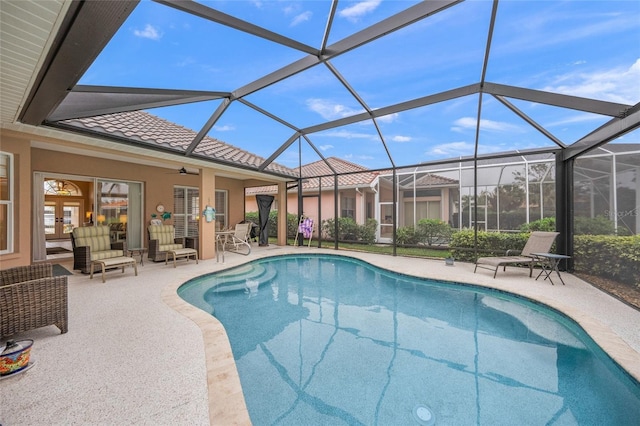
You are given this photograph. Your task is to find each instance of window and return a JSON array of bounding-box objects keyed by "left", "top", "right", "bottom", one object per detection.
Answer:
[
  {"left": 215, "top": 190, "right": 228, "bottom": 230},
  {"left": 0, "top": 153, "right": 13, "bottom": 253},
  {"left": 174, "top": 186, "right": 200, "bottom": 237},
  {"left": 44, "top": 179, "right": 82, "bottom": 196},
  {"left": 341, "top": 195, "right": 355, "bottom": 219}
]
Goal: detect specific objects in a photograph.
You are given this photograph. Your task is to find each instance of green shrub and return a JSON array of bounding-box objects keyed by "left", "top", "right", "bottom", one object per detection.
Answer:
[
  {"left": 450, "top": 230, "right": 530, "bottom": 262},
  {"left": 396, "top": 226, "right": 420, "bottom": 245},
  {"left": 322, "top": 217, "right": 377, "bottom": 244},
  {"left": 520, "top": 217, "right": 555, "bottom": 232},
  {"left": 416, "top": 219, "right": 453, "bottom": 245},
  {"left": 574, "top": 215, "right": 616, "bottom": 235},
  {"left": 358, "top": 218, "right": 378, "bottom": 244},
  {"left": 574, "top": 235, "right": 640, "bottom": 287}
]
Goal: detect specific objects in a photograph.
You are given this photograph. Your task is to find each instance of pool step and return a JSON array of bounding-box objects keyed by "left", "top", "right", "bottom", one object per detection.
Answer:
[{"left": 209, "top": 264, "right": 277, "bottom": 293}]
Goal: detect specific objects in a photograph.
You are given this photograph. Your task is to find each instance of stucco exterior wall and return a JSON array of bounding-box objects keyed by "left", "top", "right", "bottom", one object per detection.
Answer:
[{"left": 1, "top": 128, "right": 287, "bottom": 266}]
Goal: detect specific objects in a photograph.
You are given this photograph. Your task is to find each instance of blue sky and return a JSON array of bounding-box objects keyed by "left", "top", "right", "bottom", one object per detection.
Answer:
[{"left": 81, "top": 0, "right": 640, "bottom": 170}]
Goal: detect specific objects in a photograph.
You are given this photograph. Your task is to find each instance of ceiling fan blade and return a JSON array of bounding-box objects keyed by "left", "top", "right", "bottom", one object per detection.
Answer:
[{"left": 165, "top": 167, "right": 198, "bottom": 175}]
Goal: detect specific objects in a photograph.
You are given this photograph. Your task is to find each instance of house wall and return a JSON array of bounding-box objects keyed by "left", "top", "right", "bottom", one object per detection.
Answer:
[
  {"left": 1, "top": 128, "right": 287, "bottom": 266},
  {"left": 216, "top": 176, "right": 246, "bottom": 227},
  {"left": 247, "top": 187, "right": 374, "bottom": 239},
  {"left": 32, "top": 148, "right": 200, "bottom": 231}
]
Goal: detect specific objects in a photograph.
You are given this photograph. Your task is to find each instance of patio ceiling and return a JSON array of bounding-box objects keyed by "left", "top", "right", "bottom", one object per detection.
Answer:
[{"left": 3, "top": 0, "right": 640, "bottom": 179}]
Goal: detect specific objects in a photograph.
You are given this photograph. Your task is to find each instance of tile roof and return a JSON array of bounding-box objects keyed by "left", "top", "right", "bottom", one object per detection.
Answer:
[
  {"left": 246, "top": 157, "right": 380, "bottom": 195},
  {"left": 300, "top": 157, "right": 379, "bottom": 189},
  {"left": 413, "top": 173, "right": 459, "bottom": 187},
  {"left": 59, "top": 110, "right": 298, "bottom": 177}
]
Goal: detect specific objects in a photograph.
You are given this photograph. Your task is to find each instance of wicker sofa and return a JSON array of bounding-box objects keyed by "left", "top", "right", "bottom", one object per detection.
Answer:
[
  {"left": 148, "top": 224, "right": 184, "bottom": 262},
  {"left": 71, "top": 225, "right": 126, "bottom": 273},
  {"left": 0, "top": 263, "right": 68, "bottom": 338}
]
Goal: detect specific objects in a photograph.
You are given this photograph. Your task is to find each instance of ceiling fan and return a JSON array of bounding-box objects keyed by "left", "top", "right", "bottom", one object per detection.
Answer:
[{"left": 167, "top": 167, "right": 199, "bottom": 175}]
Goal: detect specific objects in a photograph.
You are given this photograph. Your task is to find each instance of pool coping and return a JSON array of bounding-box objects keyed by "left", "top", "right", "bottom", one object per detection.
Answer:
[{"left": 162, "top": 248, "right": 640, "bottom": 425}]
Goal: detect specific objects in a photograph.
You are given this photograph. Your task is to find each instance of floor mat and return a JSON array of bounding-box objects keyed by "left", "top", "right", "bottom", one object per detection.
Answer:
[
  {"left": 47, "top": 247, "right": 72, "bottom": 255},
  {"left": 52, "top": 264, "right": 73, "bottom": 276}
]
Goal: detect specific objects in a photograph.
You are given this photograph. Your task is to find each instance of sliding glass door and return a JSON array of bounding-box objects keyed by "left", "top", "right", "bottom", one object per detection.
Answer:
[{"left": 96, "top": 180, "right": 143, "bottom": 248}]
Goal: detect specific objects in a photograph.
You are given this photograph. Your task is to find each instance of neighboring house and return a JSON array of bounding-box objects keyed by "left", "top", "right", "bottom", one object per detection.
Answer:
[
  {"left": 246, "top": 157, "right": 379, "bottom": 239},
  {"left": 246, "top": 157, "right": 459, "bottom": 241}
]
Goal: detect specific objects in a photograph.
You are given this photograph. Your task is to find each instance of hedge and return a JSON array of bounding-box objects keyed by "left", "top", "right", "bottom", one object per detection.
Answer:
[
  {"left": 451, "top": 231, "right": 639, "bottom": 288},
  {"left": 450, "top": 230, "right": 530, "bottom": 262},
  {"left": 573, "top": 235, "right": 640, "bottom": 287}
]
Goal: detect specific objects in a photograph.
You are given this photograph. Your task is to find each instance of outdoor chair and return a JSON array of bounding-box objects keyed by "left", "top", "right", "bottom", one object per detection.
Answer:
[
  {"left": 148, "top": 224, "right": 185, "bottom": 262},
  {"left": 474, "top": 231, "right": 559, "bottom": 278},
  {"left": 223, "top": 223, "right": 252, "bottom": 255},
  {"left": 0, "top": 263, "right": 68, "bottom": 338},
  {"left": 71, "top": 225, "right": 126, "bottom": 273}
]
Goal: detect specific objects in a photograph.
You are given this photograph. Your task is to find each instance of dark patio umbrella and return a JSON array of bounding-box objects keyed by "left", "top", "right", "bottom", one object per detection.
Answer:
[{"left": 255, "top": 195, "right": 274, "bottom": 246}]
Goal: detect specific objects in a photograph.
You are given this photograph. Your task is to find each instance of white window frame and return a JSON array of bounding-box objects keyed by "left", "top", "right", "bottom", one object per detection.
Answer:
[
  {"left": 0, "top": 152, "right": 14, "bottom": 254},
  {"left": 215, "top": 189, "right": 228, "bottom": 229},
  {"left": 174, "top": 186, "right": 200, "bottom": 238}
]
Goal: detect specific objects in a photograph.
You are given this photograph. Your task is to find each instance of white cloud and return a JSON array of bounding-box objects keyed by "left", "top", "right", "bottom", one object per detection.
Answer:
[
  {"left": 355, "top": 155, "right": 375, "bottom": 160},
  {"left": 544, "top": 113, "right": 605, "bottom": 128},
  {"left": 339, "top": 0, "right": 381, "bottom": 21},
  {"left": 319, "top": 129, "right": 377, "bottom": 140},
  {"left": 319, "top": 144, "right": 334, "bottom": 151},
  {"left": 452, "top": 117, "right": 522, "bottom": 133},
  {"left": 291, "top": 11, "right": 312, "bottom": 27},
  {"left": 176, "top": 57, "right": 195, "bottom": 67},
  {"left": 306, "top": 99, "right": 363, "bottom": 120},
  {"left": 542, "top": 58, "right": 640, "bottom": 105},
  {"left": 427, "top": 141, "right": 474, "bottom": 157},
  {"left": 376, "top": 113, "right": 398, "bottom": 123},
  {"left": 214, "top": 124, "right": 235, "bottom": 131},
  {"left": 133, "top": 24, "right": 161, "bottom": 40},
  {"left": 391, "top": 135, "right": 411, "bottom": 143},
  {"left": 426, "top": 141, "right": 503, "bottom": 158}
]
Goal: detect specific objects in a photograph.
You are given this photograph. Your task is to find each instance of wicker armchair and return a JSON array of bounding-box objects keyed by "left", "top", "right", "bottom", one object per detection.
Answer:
[
  {"left": 148, "top": 224, "right": 184, "bottom": 262},
  {"left": 0, "top": 263, "right": 68, "bottom": 338},
  {"left": 71, "top": 226, "right": 126, "bottom": 273}
]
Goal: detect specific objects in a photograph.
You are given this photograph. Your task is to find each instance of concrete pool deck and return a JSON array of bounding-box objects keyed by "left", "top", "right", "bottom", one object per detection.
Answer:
[{"left": 2, "top": 245, "right": 639, "bottom": 425}]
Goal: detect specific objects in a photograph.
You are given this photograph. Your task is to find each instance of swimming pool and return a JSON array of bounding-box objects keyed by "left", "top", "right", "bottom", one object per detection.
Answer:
[{"left": 178, "top": 254, "right": 640, "bottom": 425}]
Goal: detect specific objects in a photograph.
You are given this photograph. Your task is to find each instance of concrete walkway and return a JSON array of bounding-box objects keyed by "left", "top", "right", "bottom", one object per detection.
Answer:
[{"left": 2, "top": 245, "right": 639, "bottom": 425}]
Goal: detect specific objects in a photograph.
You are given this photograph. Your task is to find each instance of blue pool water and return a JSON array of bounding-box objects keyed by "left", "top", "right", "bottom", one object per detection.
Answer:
[{"left": 178, "top": 254, "right": 640, "bottom": 425}]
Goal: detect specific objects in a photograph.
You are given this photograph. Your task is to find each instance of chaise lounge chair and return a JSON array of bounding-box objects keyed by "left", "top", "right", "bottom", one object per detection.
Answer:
[{"left": 474, "top": 231, "right": 559, "bottom": 278}]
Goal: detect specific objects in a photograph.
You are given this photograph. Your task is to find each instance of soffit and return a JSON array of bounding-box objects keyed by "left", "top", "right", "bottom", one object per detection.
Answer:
[{"left": 0, "top": 0, "right": 70, "bottom": 124}]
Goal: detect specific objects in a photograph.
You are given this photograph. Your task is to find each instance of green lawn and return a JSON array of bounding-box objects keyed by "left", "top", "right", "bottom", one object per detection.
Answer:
[{"left": 273, "top": 238, "right": 451, "bottom": 259}]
